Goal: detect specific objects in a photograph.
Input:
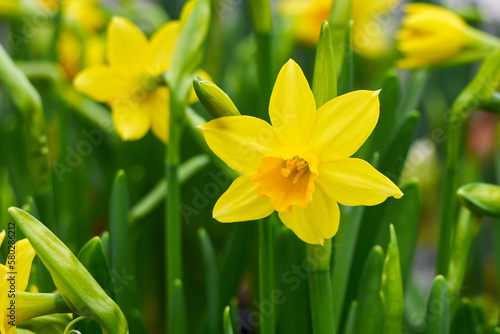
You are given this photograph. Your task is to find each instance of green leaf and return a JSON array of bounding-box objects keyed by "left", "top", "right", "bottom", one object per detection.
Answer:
[
  {"left": 75, "top": 237, "right": 117, "bottom": 334},
  {"left": 447, "top": 207, "right": 482, "bottom": 314},
  {"left": 275, "top": 227, "right": 311, "bottom": 334},
  {"left": 353, "top": 246, "right": 384, "bottom": 334},
  {"left": 329, "top": 0, "right": 352, "bottom": 74},
  {"left": 343, "top": 301, "right": 357, "bottom": 334},
  {"left": 424, "top": 276, "right": 449, "bottom": 334},
  {"left": 129, "top": 154, "right": 211, "bottom": 226},
  {"left": 166, "top": 0, "right": 212, "bottom": 103},
  {"left": 370, "top": 70, "right": 401, "bottom": 154},
  {"left": 219, "top": 224, "right": 256, "bottom": 308},
  {"left": 168, "top": 279, "right": 188, "bottom": 334},
  {"left": 395, "top": 69, "right": 428, "bottom": 120},
  {"left": 376, "top": 180, "right": 421, "bottom": 290},
  {"left": 331, "top": 205, "right": 364, "bottom": 329},
  {"left": 381, "top": 225, "right": 404, "bottom": 334},
  {"left": 223, "top": 306, "right": 234, "bottom": 334},
  {"left": 198, "top": 228, "right": 220, "bottom": 334},
  {"left": 8, "top": 207, "right": 129, "bottom": 334},
  {"left": 312, "top": 21, "right": 337, "bottom": 107},
  {"left": 380, "top": 111, "right": 420, "bottom": 185},
  {"left": 109, "top": 170, "right": 131, "bottom": 310},
  {"left": 337, "top": 21, "right": 353, "bottom": 95},
  {"left": 450, "top": 299, "right": 479, "bottom": 334}
]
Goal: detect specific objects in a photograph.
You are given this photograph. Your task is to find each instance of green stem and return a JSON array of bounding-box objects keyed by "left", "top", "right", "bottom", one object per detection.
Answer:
[
  {"left": 308, "top": 239, "right": 335, "bottom": 334},
  {"left": 254, "top": 32, "right": 273, "bottom": 120},
  {"left": 165, "top": 94, "right": 185, "bottom": 330},
  {"left": 258, "top": 218, "right": 275, "bottom": 334},
  {"left": 437, "top": 47, "right": 500, "bottom": 275},
  {"left": 447, "top": 207, "right": 482, "bottom": 315},
  {"left": 129, "top": 155, "right": 210, "bottom": 226},
  {"left": 437, "top": 122, "right": 460, "bottom": 276}
]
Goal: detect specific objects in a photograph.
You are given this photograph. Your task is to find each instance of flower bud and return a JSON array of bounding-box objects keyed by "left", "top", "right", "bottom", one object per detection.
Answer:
[
  {"left": 193, "top": 76, "right": 241, "bottom": 119},
  {"left": 397, "top": 3, "right": 499, "bottom": 69},
  {"left": 8, "top": 207, "right": 129, "bottom": 334},
  {"left": 457, "top": 182, "right": 500, "bottom": 217}
]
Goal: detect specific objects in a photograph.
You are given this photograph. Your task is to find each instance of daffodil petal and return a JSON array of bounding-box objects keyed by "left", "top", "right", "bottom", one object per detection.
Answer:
[
  {"left": 278, "top": 188, "right": 339, "bottom": 245},
  {"left": 213, "top": 175, "right": 274, "bottom": 222},
  {"left": 16, "top": 239, "right": 36, "bottom": 291},
  {"left": 111, "top": 95, "right": 152, "bottom": 141},
  {"left": 73, "top": 66, "right": 135, "bottom": 102},
  {"left": 107, "top": 17, "right": 149, "bottom": 75},
  {"left": 269, "top": 59, "right": 316, "bottom": 146},
  {"left": 316, "top": 158, "right": 403, "bottom": 206},
  {"left": 309, "top": 90, "right": 380, "bottom": 160},
  {"left": 200, "top": 116, "right": 282, "bottom": 174},
  {"left": 0, "top": 230, "right": 5, "bottom": 247},
  {"left": 149, "top": 87, "right": 170, "bottom": 143},
  {"left": 148, "top": 20, "right": 181, "bottom": 75}
]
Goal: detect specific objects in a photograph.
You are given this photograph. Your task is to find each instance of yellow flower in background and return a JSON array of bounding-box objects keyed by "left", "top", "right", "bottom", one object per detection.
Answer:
[
  {"left": 57, "top": 30, "right": 105, "bottom": 79},
  {"left": 74, "top": 16, "right": 209, "bottom": 142},
  {"left": 278, "top": 0, "right": 401, "bottom": 57},
  {"left": 74, "top": 16, "right": 180, "bottom": 142},
  {"left": 63, "top": 0, "right": 106, "bottom": 33},
  {"left": 0, "top": 232, "right": 37, "bottom": 334},
  {"left": 396, "top": 3, "right": 468, "bottom": 69},
  {"left": 0, "top": 0, "right": 20, "bottom": 16},
  {"left": 200, "top": 60, "right": 402, "bottom": 244}
]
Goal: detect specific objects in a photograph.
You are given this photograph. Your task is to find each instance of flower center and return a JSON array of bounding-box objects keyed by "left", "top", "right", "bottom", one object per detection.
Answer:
[
  {"left": 281, "top": 156, "right": 309, "bottom": 184},
  {"left": 251, "top": 148, "right": 319, "bottom": 212}
]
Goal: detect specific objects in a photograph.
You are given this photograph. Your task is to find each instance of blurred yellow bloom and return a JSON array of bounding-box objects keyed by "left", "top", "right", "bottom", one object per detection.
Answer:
[
  {"left": 396, "top": 3, "right": 468, "bottom": 69},
  {"left": 279, "top": 0, "right": 401, "bottom": 57},
  {"left": 0, "top": 0, "right": 19, "bottom": 16},
  {"left": 200, "top": 60, "right": 402, "bottom": 244},
  {"left": 74, "top": 17, "right": 180, "bottom": 142},
  {"left": 63, "top": 0, "right": 106, "bottom": 33},
  {"left": 0, "top": 232, "right": 36, "bottom": 334},
  {"left": 74, "top": 15, "right": 210, "bottom": 142}
]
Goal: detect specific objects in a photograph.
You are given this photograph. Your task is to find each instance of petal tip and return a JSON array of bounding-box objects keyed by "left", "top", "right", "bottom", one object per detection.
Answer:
[
  {"left": 197, "top": 125, "right": 206, "bottom": 131},
  {"left": 373, "top": 89, "right": 381, "bottom": 97}
]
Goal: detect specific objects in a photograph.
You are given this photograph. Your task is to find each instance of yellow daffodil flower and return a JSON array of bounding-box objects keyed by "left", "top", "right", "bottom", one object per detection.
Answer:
[
  {"left": 397, "top": 3, "right": 500, "bottom": 69},
  {"left": 74, "top": 15, "right": 179, "bottom": 142},
  {"left": 278, "top": 0, "right": 401, "bottom": 57},
  {"left": 200, "top": 60, "right": 403, "bottom": 244},
  {"left": 0, "top": 232, "right": 37, "bottom": 333},
  {"left": 396, "top": 3, "right": 467, "bottom": 69},
  {"left": 74, "top": 15, "right": 210, "bottom": 142}
]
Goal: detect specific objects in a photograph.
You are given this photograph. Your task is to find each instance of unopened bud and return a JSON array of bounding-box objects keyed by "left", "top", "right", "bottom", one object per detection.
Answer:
[
  {"left": 193, "top": 76, "right": 240, "bottom": 119},
  {"left": 457, "top": 182, "right": 500, "bottom": 217}
]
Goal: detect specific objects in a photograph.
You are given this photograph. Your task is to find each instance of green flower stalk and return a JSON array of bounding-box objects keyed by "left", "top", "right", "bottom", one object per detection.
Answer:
[
  {"left": 437, "top": 46, "right": 500, "bottom": 275},
  {"left": 163, "top": 0, "right": 212, "bottom": 331}
]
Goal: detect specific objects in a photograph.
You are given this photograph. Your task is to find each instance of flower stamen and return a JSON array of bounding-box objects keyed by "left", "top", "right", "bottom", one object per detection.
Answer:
[{"left": 281, "top": 156, "right": 309, "bottom": 184}]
